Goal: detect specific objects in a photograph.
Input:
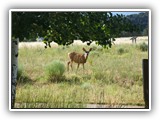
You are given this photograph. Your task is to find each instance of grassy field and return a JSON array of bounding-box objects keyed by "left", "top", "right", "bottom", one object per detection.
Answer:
[{"left": 15, "top": 40, "right": 148, "bottom": 108}]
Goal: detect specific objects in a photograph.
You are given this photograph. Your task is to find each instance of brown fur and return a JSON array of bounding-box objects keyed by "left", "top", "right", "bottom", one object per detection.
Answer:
[{"left": 67, "top": 48, "right": 92, "bottom": 71}]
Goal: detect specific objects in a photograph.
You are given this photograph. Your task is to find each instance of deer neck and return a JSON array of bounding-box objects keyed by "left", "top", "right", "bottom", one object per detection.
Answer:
[{"left": 83, "top": 52, "right": 89, "bottom": 61}]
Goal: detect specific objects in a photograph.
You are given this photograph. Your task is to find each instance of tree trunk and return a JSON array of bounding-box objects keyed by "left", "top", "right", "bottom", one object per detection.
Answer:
[{"left": 11, "top": 38, "right": 19, "bottom": 108}]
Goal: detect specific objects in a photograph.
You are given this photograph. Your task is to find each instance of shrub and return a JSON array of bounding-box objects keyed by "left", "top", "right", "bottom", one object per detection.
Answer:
[
  {"left": 117, "top": 48, "right": 125, "bottom": 55},
  {"left": 45, "top": 60, "right": 65, "bottom": 82},
  {"left": 139, "top": 42, "right": 148, "bottom": 52}
]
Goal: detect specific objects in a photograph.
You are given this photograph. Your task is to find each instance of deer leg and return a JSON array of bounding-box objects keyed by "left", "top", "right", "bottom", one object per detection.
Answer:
[
  {"left": 70, "top": 61, "right": 73, "bottom": 70},
  {"left": 82, "top": 63, "right": 85, "bottom": 70},
  {"left": 67, "top": 61, "right": 70, "bottom": 71},
  {"left": 77, "top": 63, "right": 80, "bottom": 71}
]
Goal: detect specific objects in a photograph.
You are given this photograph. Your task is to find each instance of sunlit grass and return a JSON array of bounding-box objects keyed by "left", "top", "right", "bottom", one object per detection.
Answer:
[{"left": 15, "top": 43, "right": 148, "bottom": 108}]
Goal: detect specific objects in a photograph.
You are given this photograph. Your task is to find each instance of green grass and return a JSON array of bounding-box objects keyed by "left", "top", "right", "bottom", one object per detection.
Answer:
[{"left": 15, "top": 43, "right": 148, "bottom": 108}]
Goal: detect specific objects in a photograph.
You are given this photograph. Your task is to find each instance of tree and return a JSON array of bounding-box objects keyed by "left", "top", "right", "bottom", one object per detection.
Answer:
[
  {"left": 11, "top": 11, "right": 137, "bottom": 108},
  {"left": 12, "top": 12, "right": 137, "bottom": 47},
  {"left": 11, "top": 38, "right": 19, "bottom": 108},
  {"left": 126, "top": 12, "right": 149, "bottom": 36}
]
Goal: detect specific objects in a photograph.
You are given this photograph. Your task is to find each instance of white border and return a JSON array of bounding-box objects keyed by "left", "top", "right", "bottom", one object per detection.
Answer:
[
  {"left": 149, "top": 9, "right": 151, "bottom": 111},
  {"left": 9, "top": 9, "right": 151, "bottom": 111},
  {"left": 9, "top": 9, "right": 12, "bottom": 111},
  {"left": 10, "top": 9, "right": 150, "bottom": 12}
]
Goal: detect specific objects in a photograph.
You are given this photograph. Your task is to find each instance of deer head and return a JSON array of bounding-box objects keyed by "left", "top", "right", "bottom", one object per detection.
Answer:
[{"left": 82, "top": 47, "right": 92, "bottom": 61}]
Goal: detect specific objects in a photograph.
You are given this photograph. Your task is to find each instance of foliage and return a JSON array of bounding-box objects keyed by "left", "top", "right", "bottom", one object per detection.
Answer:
[
  {"left": 117, "top": 48, "right": 125, "bottom": 55},
  {"left": 12, "top": 11, "right": 138, "bottom": 48},
  {"left": 116, "top": 12, "right": 149, "bottom": 37},
  {"left": 12, "top": 12, "right": 49, "bottom": 41},
  {"left": 126, "top": 12, "right": 149, "bottom": 36},
  {"left": 45, "top": 60, "right": 65, "bottom": 82},
  {"left": 138, "top": 42, "right": 148, "bottom": 52}
]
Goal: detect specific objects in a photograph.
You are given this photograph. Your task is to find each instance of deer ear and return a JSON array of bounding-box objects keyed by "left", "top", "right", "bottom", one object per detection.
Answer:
[{"left": 83, "top": 48, "right": 87, "bottom": 52}]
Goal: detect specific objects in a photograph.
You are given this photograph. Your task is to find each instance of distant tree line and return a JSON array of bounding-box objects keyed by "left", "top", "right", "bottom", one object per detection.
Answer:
[{"left": 120, "top": 12, "right": 149, "bottom": 37}]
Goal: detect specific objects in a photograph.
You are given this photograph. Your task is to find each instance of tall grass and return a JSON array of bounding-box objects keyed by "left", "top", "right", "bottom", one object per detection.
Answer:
[{"left": 16, "top": 43, "right": 148, "bottom": 108}]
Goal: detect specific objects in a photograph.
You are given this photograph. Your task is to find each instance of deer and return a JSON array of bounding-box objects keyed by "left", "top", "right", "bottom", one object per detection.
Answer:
[
  {"left": 130, "top": 36, "right": 138, "bottom": 44},
  {"left": 67, "top": 48, "right": 92, "bottom": 71}
]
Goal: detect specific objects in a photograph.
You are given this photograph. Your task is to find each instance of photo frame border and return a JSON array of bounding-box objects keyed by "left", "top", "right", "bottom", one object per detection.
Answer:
[{"left": 9, "top": 8, "right": 151, "bottom": 111}]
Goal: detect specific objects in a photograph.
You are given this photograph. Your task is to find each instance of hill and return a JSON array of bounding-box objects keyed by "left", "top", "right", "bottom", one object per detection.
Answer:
[{"left": 126, "top": 12, "right": 149, "bottom": 36}]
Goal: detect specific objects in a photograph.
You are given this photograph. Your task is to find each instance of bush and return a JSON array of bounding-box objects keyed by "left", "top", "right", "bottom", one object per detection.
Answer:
[
  {"left": 45, "top": 60, "right": 65, "bottom": 82},
  {"left": 139, "top": 42, "right": 148, "bottom": 52},
  {"left": 117, "top": 48, "right": 125, "bottom": 55}
]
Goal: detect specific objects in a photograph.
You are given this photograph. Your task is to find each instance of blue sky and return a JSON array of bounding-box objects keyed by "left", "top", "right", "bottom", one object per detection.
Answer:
[{"left": 112, "top": 12, "right": 141, "bottom": 16}]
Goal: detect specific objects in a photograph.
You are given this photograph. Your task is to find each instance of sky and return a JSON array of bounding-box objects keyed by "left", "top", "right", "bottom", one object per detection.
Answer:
[{"left": 112, "top": 12, "right": 141, "bottom": 16}]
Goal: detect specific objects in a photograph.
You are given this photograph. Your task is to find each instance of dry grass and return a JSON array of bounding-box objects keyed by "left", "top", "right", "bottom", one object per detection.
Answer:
[
  {"left": 15, "top": 37, "right": 148, "bottom": 108},
  {"left": 19, "top": 36, "right": 148, "bottom": 48}
]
